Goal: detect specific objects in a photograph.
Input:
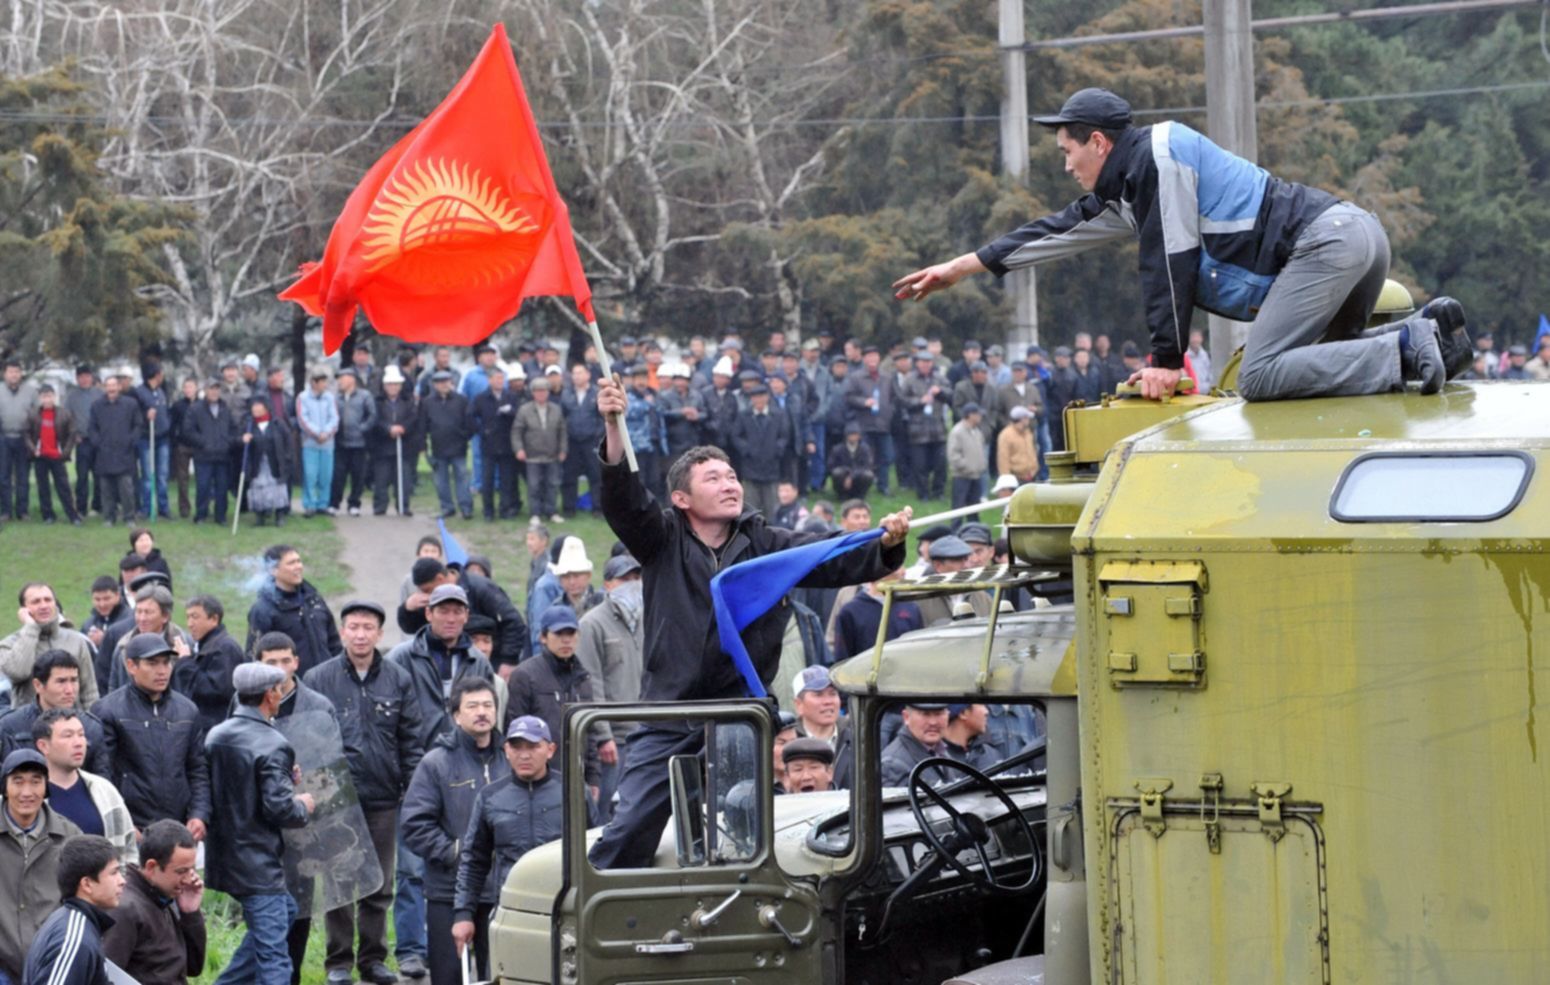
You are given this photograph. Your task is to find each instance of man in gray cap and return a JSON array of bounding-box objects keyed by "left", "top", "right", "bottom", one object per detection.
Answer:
[
  {"left": 946, "top": 402, "right": 987, "bottom": 521},
  {"left": 914, "top": 535, "right": 991, "bottom": 627},
  {"left": 896, "top": 87, "right": 1472, "bottom": 402},
  {"left": 419, "top": 369, "right": 473, "bottom": 520},
  {"left": 512, "top": 375, "right": 567, "bottom": 525},
  {"left": 958, "top": 523, "right": 996, "bottom": 569},
  {"left": 204, "top": 661, "right": 315, "bottom": 985},
  {"left": 880, "top": 703, "right": 964, "bottom": 787}
]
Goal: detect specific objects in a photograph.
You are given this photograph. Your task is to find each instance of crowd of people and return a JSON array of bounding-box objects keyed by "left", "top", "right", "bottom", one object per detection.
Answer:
[{"left": 0, "top": 326, "right": 1188, "bottom": 534}]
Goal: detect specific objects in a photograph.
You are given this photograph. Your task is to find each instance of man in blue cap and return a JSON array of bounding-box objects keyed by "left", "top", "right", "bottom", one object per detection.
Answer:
[
  {"left": 506, "top": 606, "right": 603, "bottom": 802},
  {"left": 450, "top": 716, "right": 578, "bottom": 966},
  {"left": 895, "top": 87, "right": 1472, "bottom": 402}
]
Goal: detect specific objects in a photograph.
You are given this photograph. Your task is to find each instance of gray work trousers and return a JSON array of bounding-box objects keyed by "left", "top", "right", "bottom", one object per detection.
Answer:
[{"left": 1236, "top": 202, "right": 1404, "bottom": 401}]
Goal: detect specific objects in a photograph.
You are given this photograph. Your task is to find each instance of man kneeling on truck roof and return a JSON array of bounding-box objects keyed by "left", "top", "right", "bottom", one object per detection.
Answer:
[{"left": 589, "top": 375, "right": 911, "bottom": 869}]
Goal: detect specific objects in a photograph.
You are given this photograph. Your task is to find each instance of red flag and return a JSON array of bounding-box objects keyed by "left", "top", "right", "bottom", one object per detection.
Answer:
[{"left": 280, "top": 24, "right": 594, "bottom": 354}]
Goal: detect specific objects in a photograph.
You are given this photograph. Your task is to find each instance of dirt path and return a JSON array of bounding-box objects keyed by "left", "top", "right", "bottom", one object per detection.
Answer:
[{"left": 328, "top": 512, "right": 436, "bottom": 646}]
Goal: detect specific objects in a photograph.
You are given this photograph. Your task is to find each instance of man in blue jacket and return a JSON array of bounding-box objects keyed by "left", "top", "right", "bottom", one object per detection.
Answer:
[
  {"left": 20, "top": 835, "right": 123, "bottom": 985},
  {"left": 895, "top": 87, "right": 1472, "bottom": 402}
]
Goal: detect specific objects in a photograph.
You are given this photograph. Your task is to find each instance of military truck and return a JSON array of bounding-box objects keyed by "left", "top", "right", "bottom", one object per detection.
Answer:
[{"left": 489, "top": 372, "right": 1550, "bottom": 984}]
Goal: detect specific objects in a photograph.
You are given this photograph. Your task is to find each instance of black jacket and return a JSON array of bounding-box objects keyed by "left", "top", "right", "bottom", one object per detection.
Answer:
[
  {"left": 399, "top": 728, "right": 502, "bottom": 902},
  {"left": 241, "top": 418, "right": 294, "bottom": 483},
  {"left": 80, "top": 601, "right": 128, "bottom": 648},
  {"left": 203, "top": 705, "right": 310, "bottom": 896},
  {"left": 92, "top": 685, "right": 211, "bottom": 827},
  {"left": 0, "top": 703, "right": 111, "bottom": 777},
  {"left": 419, "top": 391, "right": 472, "bottom": 459},
  {"left": 87, "top": 395, "right": 143, "bottom": 476},
  {"left": 246, "top": 580, "right": 341, "bottom": 676},
  {"left": 832, "top": 591, "right": 924, "bottom": 663},
  {"left": 826, "top": 439, "right": 875, "bottom": 483},
  {"left": 172, "top": 624, "right": 244, "bottom": 735},
  {"left": 386, "top": 628, "right": 500, "bottom": 749},
  {"left": 506, "top": 650, "right": 599, "bottom": 785},
  {"left": 453, "top": 768, "right": 568, "bottom": 920},
  {"left": 731, "top": 409, "right": 790, "bottom": 485},
  {"left": 370, "top": 390, "right": 423, "bottom": 455},
  {"left": 396, "top": 571, "right": 527, "bottom": 668},
  {"left": 21, "top": 899, "right": 113, "bottom": 985},
  {"left": 305, "top": 652, "right": 426, "bottom": 812},
  {"left": 599, "top": 449, "right": 905, "bottom": 705},
  {"left": 180, "top": 399, "right": 237, "bottom": 463},
  {"left": 469, "top": 386, "right": 521, "bottom": 450},
  {"left": 100, "top": 864, "right": 207, "bottom": 985}
]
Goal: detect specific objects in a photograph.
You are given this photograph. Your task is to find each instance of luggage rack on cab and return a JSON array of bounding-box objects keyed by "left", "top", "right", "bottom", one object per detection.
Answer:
[{"left": 866, "top": 563, "right": 1068, "bottom": 692}]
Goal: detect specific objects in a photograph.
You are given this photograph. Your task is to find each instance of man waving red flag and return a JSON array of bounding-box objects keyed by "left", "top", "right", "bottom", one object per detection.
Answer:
[{"left": 281, "top": 23, "right": 593, "bottom": 354}]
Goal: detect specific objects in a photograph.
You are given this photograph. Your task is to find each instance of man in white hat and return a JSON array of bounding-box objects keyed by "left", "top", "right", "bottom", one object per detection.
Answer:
[
  {"left": 370, "top": 365, "right": 421, "bottom": 516},
  {"left": 552, "top": 538, "right": 604, "bottom": 621}
]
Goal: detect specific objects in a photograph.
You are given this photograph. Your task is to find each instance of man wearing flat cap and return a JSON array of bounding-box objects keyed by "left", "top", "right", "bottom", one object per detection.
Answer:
[
  {"left": 880, "top": 703, "right": 965, "bottom": 787},
  {"left": 778, "top": 738, "right": 835, "bottom": 794},
  {"left": 205, "top": 661, "right": 316, "bottom": 985},
  {"left": 897, "top": 87, "right": 1472, "bottom": 403},
  {"left": 914, "top": 535, "right": 991, "bottom": 627}
]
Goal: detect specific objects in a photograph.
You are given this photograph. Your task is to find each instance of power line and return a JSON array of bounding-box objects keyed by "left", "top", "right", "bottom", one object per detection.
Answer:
[{"left": 0, "top": 77, "right": 1543, "bottom": 132}]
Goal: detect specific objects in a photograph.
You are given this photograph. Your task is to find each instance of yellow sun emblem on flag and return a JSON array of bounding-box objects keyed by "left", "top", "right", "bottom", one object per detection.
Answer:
[{"left": 360, "top": 159, "right": 544, "bottom": 287}]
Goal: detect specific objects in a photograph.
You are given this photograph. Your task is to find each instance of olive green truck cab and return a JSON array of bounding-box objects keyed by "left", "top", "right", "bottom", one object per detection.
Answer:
[{"left": 491, "top": 380, "right": 1550, "bottom": 984}]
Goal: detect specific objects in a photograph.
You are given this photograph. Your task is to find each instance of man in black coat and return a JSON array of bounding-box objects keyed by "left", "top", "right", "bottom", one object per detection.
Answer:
[
  {"left": 92, "top": 634, "right": 211, "bottom": 840},
  {"left": 880, "top": 703, "right": 966, "bottom": 787},
  {"left": 204, "top": 662, "right": 315, "bottom": 985},
  {"left": 730, "top": 384, "right": 788, "bottom": 519},
  {"left": 418, "top": 370, "right": 473, "bottom": 519},
  {"left": 173, "top": 595, "right": 244, "bottom": 736},
  {"left": 182, "top": 379, "right": 237, "bottom": 524},
  {"left": 304, "top": 601, "right": 424, "bottom": 985},
  {"left": 468, "top": 367, "right": 521, "bottom": 521},
  {"left": 246, "top": 545, "right": 341, "bottom": 676},
  {"left": 397, "top": 559, "right": 527, "bottom": 670},
  {"left": 588, "top": 377, "right": 910, "bottom": 869},
  {"left": 506, "top": 606, "right": 601, "bottom": 796},
  {"left": 88, "top": 376, "right": 143, "bottom": 525},
  {"left": 399, "top": 678, "right": 501, "bottom": 985}
]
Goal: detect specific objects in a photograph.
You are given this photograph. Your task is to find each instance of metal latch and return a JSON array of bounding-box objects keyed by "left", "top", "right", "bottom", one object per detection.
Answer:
[
  {"left": 1252, "top": 782, "right": 1292, "bottom": 843},
  {"left": 1135, "top": 778, "right": 1173, "bottom": 838},
  {"left": 1199, "top": 773, "right": 1223, "bottom": 854},
  {"left": 636, "top": 930, "right": 695, "bottom": 955}
]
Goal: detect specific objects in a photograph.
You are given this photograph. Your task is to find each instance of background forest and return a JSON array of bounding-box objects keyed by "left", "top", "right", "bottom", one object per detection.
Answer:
[{"left": 0, "top": 0, "right": 1546, "bottom": 369}]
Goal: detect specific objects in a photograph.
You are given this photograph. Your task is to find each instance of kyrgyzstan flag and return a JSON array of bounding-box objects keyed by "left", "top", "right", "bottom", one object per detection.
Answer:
[{"left": 280, "top": 23, "right": 593, "bottom": 354}]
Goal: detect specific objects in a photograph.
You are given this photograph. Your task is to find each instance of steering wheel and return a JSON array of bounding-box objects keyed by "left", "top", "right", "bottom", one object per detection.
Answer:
[{"left": 906, "top": 756, "right": 1040, "bottom": 895}]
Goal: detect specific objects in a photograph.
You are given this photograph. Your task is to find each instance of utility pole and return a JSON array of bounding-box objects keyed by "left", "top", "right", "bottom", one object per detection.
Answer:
[
  {"left": 1203, "top": 0, "right": 1258, "bottom": 379},
  {"left": 999, "top": 0, "right": 1039, "bottom": 358}
]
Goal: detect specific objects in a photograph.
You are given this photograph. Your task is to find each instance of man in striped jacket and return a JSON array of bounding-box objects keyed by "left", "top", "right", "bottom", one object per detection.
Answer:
[{"left": 20, "top": 835, "right": 123, "bottom": 985}]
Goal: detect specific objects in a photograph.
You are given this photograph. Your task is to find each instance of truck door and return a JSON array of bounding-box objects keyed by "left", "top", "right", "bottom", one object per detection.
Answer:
[{"left": 556, "top": 702, "right": 826, "bottom": 985}]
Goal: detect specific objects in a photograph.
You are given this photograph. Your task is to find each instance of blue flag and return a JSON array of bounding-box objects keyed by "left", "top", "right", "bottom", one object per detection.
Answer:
[
  {"left": 1536, "top": 314, "right": 1550, "bottom": 350},
  {"left": 438, "top": 518, "right": 470, "bottom": 568},
  {"left": 711, "top": 528, "right": 883, "bottom": 698}
]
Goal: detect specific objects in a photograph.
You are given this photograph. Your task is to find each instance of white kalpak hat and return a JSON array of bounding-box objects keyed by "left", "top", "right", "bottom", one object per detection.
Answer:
[{"left": 551, "top": 536, "right": 593, "bottom": 577}]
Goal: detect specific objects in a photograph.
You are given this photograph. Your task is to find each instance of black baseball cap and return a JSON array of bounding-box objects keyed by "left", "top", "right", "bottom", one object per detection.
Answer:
[{"left": 1033, "top": 87, "right": 1133, "bottom": 131}]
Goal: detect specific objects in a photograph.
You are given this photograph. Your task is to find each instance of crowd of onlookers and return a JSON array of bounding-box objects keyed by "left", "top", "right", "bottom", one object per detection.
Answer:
[
  {"left": 0, "top": 467, "right": 1050, "bottom": 985},
  {"left": 0, "top": 321, "right": 1543, "bottom": 534}
]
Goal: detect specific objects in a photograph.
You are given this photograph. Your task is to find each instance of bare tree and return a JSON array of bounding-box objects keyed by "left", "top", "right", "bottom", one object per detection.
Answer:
[
  {"left": 508, "top": 0, "right": 850, "bottom": 335},
  {"left": 22, "top": 0, "right": 428, "bottom": 370}
]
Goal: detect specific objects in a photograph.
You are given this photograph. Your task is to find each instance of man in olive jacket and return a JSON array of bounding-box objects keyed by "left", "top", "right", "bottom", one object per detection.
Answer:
[{"left": 0, "top": 749, "right": 83, "bottom": 983}]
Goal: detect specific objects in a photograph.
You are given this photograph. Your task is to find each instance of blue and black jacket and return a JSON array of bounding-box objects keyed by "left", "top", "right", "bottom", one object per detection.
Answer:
[{"left": 977, "top": 122, "right": 1337, "bottom": 369}]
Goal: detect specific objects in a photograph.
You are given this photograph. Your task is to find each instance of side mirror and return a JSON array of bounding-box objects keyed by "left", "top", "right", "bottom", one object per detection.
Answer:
[{"left": 669, "top": 754, "right": 706, "bottom": 866}]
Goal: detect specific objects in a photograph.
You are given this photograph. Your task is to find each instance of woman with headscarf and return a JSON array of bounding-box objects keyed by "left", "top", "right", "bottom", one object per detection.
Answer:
[{"left": 242, "top": 398, "right": 294, "bottom": 525}]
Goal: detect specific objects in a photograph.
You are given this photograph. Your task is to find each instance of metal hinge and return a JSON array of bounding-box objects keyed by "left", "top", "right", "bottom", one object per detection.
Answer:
[
  {"left": 1199, "top": 773, "right": 1223, "bottom": 854},
  {"left": 1251, "top": 781, "right": 1293, "bottom": 843},
  {"left": 1135, "top": 778, "right": 1173, "bottom": 838}
]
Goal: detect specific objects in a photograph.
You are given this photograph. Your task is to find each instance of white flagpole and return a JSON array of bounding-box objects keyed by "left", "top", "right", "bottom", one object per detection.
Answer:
[
  {"left": 905, "top": 497, "right": 1011, "bottom": 530},
  {"left": 586, "top": 320, "right": 639, "bottom": 473}
]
